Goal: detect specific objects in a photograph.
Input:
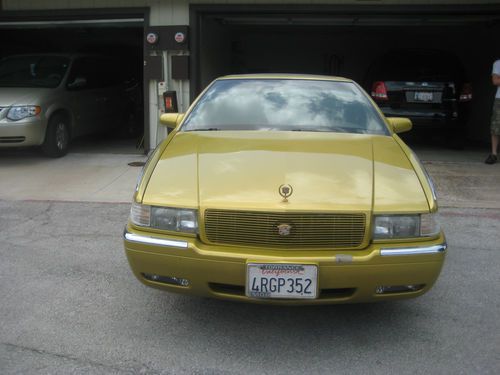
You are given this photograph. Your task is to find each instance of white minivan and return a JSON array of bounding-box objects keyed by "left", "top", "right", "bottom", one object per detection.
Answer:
[{"left": 0, "top": 54, "right": 129, "bottom": 157}]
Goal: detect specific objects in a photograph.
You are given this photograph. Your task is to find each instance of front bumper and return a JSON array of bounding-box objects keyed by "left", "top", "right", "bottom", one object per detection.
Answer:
[
  {"left": 0, "top": 115, "right": 46, "bottom": 147},
  {"left": 123, "top": 225, "right": 446, "bottom": 304}
]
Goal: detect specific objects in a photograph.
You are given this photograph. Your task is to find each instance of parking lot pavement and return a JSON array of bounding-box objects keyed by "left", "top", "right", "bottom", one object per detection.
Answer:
[
  {"left": 0, "top": 147, "right": 499, "bottom": 374},
  {"left": 0, "top": 201, "right": 499, "bottom": 375}
]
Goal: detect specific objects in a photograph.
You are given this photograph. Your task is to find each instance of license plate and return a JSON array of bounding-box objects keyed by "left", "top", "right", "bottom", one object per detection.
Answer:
[
  {"left": 414, "top": 91, "right": 434, "bottom": 102},
  {"left": 246, "top": 264, "right": 318, "bottom": 299}
]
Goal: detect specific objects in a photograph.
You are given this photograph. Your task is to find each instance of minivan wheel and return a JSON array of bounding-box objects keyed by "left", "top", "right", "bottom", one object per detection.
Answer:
[{"left": 41, "top": 114, "right": 70, "bottom": 157}]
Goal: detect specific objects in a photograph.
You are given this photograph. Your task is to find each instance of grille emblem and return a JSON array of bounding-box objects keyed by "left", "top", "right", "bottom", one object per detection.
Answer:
[
  {"left": 279, "top": 184, "right": 293, "bottom": 202},
  {"left": 277, "top": 223, "right": 292, "bottom": 236}
]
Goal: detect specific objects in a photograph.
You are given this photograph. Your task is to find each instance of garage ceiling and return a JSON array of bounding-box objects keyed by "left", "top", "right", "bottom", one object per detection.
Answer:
[
  {"left": 0, "top": 18, "right": 144, "bottom": 28},
  {"left": 212, "top": 14, "right": 500, "bottom": 27}
]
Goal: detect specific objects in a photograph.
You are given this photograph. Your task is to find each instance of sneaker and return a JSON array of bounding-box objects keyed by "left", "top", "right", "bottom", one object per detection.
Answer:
[{"left": 484, "top": 154, "right": 498, "bottom": 164}]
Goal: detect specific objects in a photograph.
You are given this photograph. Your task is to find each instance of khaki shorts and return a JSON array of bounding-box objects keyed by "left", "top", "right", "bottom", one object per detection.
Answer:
[{"left": 491, "top": 99, "right": 500, "bottom": 135}]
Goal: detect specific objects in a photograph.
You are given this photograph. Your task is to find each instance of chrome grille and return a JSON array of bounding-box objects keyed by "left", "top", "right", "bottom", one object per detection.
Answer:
[{"left": 204, "top": 209, "right": 366, "bottom": 249}]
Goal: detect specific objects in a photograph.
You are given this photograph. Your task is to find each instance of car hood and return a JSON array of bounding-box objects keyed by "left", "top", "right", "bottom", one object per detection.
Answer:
[
  {"left": 143, "top": 131, "right": 429, "bottom": 213},
  {"left": 0, "top": 87, "right": 51, "bottom": 106}
]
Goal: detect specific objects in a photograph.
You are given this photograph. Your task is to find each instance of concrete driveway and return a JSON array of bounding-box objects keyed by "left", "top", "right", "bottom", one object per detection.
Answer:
[{"left": 0, "top": 149, "right": 146, "bottom": 203}]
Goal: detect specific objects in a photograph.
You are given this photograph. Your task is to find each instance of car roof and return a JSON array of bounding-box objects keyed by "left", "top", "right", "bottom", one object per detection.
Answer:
[{"left": 218, "top": 73, "right": 353, "bottom": 83}]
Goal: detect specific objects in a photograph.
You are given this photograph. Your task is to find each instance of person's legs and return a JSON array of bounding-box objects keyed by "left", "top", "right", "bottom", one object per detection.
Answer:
[
  {"left": 485, "top": 134, "right": 498, "bottom": 164},
  {"left": 492, "top": 134, "right": 499, "bottom": 155},
  {"left": 485, "top": 100, "right": 500, "bottom": 164}
]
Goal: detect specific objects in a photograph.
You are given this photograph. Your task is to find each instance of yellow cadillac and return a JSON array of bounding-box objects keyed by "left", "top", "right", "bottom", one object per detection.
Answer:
[{"left": 124, "top": 74, "right": 446, "bottom": 304}]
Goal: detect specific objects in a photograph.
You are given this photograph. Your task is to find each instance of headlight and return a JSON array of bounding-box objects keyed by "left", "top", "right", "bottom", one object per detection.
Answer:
[
  {"left": 7, "top": 106, "right": 41, "bottom": 121},
  {"left": 130, "top": 202, "right": 198, "bottom": 234},
  {"left": 373, "top": 213, "right": 440, "bottom": 240}
]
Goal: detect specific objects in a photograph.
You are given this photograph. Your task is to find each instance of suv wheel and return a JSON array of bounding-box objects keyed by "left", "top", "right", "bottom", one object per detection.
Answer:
[{"left": 41, "top": 114, "right": 70, "bottom": 157}]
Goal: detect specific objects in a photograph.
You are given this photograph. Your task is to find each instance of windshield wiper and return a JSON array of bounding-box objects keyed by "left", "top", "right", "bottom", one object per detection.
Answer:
[
  {"left": 186, "top": 128, "right": 220, "bottom": 131},
  {"left": 291, "top": 128, "right": 326, "bottom": 132}
]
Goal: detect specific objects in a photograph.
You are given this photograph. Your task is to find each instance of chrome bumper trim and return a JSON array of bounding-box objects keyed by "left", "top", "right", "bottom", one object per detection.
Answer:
[
  {"left": 380, "top": 243, "right": 447, "bottom": 256},
  {"left": 124, "top": 231, "right": 188, "bottom": 249}
]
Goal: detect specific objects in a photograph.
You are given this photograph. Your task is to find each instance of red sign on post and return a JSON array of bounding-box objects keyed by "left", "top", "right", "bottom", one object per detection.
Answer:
[{"left": 163, "top": 91, "right": 178, "bottom": 113}]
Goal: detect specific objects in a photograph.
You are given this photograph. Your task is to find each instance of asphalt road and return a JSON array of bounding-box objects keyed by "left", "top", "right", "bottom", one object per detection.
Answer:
[{"left": 0, "top": 200, "right": 499, "bottom": 375}]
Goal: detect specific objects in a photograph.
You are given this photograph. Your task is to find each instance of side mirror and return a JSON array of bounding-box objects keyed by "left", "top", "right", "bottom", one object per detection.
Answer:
[
  {"left": 67, "top": 77, "right": 87, "bottom": 89},
  {"left": 387, "top": 117, "right": 412, "bottom": 134},
  {"left": 160, "top": 113, "right": 184, "bottom": 130}
]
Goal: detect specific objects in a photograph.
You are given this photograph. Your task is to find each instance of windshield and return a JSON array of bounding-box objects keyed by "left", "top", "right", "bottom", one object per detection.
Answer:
[
  {"left": 182, "top": 79, "right": 389, "bottom": 135},
  {"left": 0, "top": 56, "right": 70, "bottom": 88}
]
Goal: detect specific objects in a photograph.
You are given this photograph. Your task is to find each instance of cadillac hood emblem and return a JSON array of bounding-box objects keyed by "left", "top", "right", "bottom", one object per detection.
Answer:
[
  {"left": 277, "top": 223, "right": 292, "bottom": 236},
  {"left": 279, "top": 184, "right": 293, "bottom": 202}
]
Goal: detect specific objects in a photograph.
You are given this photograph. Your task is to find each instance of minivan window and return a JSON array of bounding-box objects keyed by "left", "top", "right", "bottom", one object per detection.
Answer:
[
  {"left": 66, "top": 57, "right": 123, "bottom": 90},
  {"left": 0, "top": 56, "right": 69, "bottom": 88}
]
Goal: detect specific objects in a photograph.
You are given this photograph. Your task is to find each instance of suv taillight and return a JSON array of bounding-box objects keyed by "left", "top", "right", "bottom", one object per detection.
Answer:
[
  {"left": 459, "top": 83, "right": 472, "bottom": 102},
  {"left": 371, "top": 81, "right": 388, "bottom": 101}
]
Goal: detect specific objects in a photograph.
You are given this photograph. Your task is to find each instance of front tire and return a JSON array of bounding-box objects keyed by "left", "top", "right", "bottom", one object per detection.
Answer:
[{"left": 41, "top": 114, "right": 70, "bottom": 157}]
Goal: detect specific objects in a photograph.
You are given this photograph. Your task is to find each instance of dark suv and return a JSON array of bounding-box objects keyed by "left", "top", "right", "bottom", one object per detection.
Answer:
[{"left": 364, "top": 49, "right": 472, "bottom": 144}]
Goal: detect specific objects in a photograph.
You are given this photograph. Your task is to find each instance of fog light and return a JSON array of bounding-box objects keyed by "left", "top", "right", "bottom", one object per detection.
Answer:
[
  {"left": 142, "top": 273, "right": 190, "bottom": 287},
  {"left": 375, "top": 284, "right": 424, "bottom": 294}
]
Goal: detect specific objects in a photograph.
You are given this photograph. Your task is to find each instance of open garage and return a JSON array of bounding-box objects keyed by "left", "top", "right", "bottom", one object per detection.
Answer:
[
  {"left": 0, "top": 9, "right": 146, "bottom": 154},
  {"left": 191, "top": 4, "right": 500, "bottom": 147}
]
